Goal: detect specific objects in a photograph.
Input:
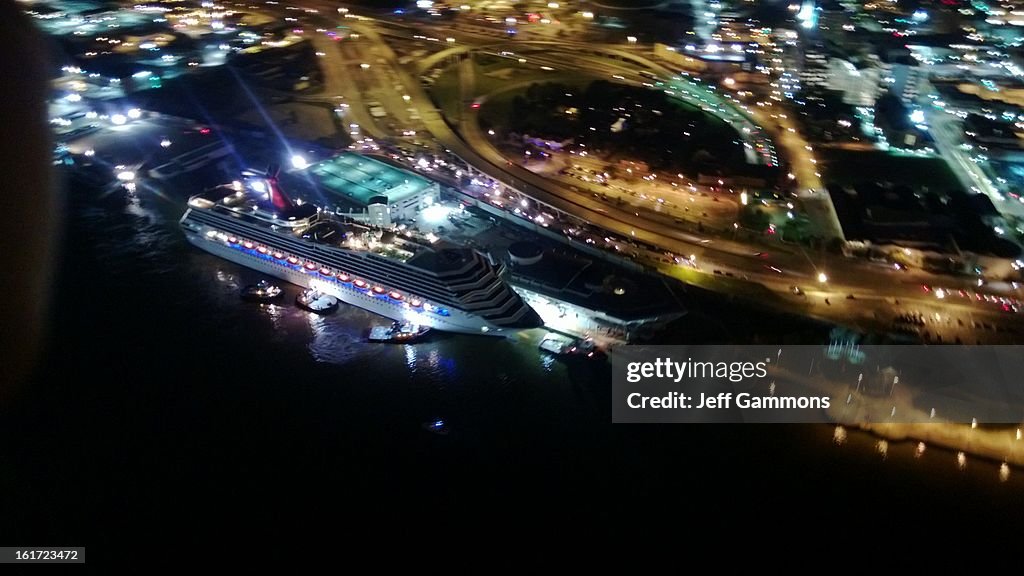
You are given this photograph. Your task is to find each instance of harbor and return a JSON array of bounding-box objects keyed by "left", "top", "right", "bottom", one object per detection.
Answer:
[{"left": 52, "top": 105, "right": 1024, "bottom": 478}]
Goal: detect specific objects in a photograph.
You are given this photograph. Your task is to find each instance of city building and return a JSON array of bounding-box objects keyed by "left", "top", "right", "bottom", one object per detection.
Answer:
[
  {"left": 503, "top": 242, "right": 686, "bottom": 342},
  {"left": 799, "top": 49, "right": 829, "bottom": 93},
  {"left": 291, "top": 153, "right": 440, "bottom": 225},
  {"left": 826, "top": 58, "right": 881, "bottom": 106},
  {"left": 880, "top": 49, "right": 926, "bottom": 104}
]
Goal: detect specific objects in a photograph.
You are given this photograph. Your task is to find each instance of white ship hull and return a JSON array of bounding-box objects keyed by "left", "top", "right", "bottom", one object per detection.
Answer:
[{"left": 186, "top": 233, "right": 504, "bottom": 335}]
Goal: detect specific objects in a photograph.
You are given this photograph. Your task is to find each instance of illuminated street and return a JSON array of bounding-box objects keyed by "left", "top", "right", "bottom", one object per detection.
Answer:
[{"left": 8, "top": 0, "right": 1024, "bottom": 561}]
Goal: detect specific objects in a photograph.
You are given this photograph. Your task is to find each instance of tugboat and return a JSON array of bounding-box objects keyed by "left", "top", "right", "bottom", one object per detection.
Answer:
[
  {"left": 367, "top": 321, "right": 431, "bottom": 343},
  {"left": 538, "top": 333, "right": 600, "bottom": 359},
  {"left": 241, "top": 280, "right": 283, "bottom": 303},
  {"left": 295, "top": 288, "right": 339, "bottom": 314}
]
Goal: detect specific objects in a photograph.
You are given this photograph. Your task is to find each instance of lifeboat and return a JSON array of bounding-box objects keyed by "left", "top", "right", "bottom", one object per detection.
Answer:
[
  {"left": 242, "top": 241, "right": 255, "bottom": 249},
  {"left": 389, "top": 291, "right": 403, "bottom": 300},
  {"left": 303, "top": 262, "right": 317, "bottom": 271},
  {"left": 272, "top": 251, "right": 285, "bottom": 259},
  {"left": 257, "top": 246, "right": 268, "bottom": 254},
  {"left": 319, "top": 267, "right": 332, "bottom": 276},
  {"left": 287, "top": 256, "right": 299, "bottom": 265}
]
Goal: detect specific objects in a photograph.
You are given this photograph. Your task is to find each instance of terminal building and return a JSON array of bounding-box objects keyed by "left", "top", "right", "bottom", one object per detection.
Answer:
[
  {"left": 501, "top": 242, "right": 686, "bottom": 342},
  {"left": 287, "top": 153, "right": 440, "bottom": 227}
]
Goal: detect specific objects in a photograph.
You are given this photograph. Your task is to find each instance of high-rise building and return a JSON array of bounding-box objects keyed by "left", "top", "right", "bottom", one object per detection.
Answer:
[
  {"left": 826, "top": 58, "right": 881, "bottom": 106},
  {"left": 880, "top": 50, "right": 925, "bottom": 105},
  {"left": 800, "top": 50, "right": 830, "bottom": 91}
]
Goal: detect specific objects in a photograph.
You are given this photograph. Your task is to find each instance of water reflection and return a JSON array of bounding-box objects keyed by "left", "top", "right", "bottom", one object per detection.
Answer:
[
  {"left": 260, "top": 302, "right": 286, "bottom": 331},
  {"left": 405, "top": 344, "right": 417, "bottom": 370},
  {"left": 214, "top": 268, "right": 240, "bottom": 290},
  {"left": 306, "top": 317, "right": 363, "bottom": 365},
  {"left": 833, "top": 426, "right": 846, "bottom": 445},
  {"left": 305, "top": 311, "right": 328, "bottom": 336}
]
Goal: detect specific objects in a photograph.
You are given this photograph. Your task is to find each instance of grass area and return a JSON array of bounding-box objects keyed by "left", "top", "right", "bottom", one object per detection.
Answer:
[
  {"left": 820, "top": 149, "right": 959, "bottom": 190},
  {"left": 476, "top": 76, "right": 746, "bottom": 174}
]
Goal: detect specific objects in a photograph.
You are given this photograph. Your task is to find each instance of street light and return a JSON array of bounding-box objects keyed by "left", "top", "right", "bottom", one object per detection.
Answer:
[
  {"left": 627, "top": 36, "right": 638, "bottom": 44},
  {"left": 817, "top": 272, "right": 828, "bottom": 283}
]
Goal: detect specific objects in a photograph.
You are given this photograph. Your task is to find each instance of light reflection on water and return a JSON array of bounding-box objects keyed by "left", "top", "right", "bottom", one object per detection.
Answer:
[
  {"left": 214, "top": 268, "right": 239, "bottom": 290},
  {"left": 829, "top": 423, "right": 1024, "bottom": 486},
  {"left": 261, "top": 303, "right": 286, "bottom": 331},
  {"left": 305, "top": 311, "right": 327, "bottom": 335},
  {"left": 832, "top": 425, "right": 846, "bottom": 445},
  {"left": 405, "top": 343, "right": 417, "bottom": 370},
  {"left": 305, "top": 312, "right": 366, "bottom": 365},
  {"left": 194, "top": 235, "right": 1024, "bottom": 489},
  {"left": 74, "top": 174, "right": 1024, "bottom": 498}
]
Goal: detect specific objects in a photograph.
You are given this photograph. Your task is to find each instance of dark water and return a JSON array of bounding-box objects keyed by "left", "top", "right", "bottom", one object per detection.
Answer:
[{"left": 2, "top": 172, "right": 1022, "bottom": 560}]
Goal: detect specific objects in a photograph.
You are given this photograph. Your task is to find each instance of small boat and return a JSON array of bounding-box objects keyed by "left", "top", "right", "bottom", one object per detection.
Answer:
[
  {"left": 368, "top": 321, "right": 431, "bottom": 343},
  {"left": 422, "top": 419, "right": 449, "bottom": 436},
  {"left": 241, "top": 280, "right": 283, "bottom": 302},
  {"left": 296, "top": 288, "right": 339, "bottom": 314},
  {"left": 538, "top": 333, "right": 600, "bottom": 359}
]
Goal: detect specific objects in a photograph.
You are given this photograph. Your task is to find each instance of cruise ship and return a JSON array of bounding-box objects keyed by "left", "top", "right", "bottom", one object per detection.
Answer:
[{"left": 180, "top": 166, "right": 541, "bottom": 334}]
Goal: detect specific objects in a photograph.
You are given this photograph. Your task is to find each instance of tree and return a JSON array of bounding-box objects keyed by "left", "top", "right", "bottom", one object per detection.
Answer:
[{"left": 740, "top": 207, "right": 770, "bottom": 230}]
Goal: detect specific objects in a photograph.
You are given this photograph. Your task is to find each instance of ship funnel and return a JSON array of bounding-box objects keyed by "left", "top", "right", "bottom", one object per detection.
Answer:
[{"left": 263, "top": 164, "right": 294, "bottom": 211}]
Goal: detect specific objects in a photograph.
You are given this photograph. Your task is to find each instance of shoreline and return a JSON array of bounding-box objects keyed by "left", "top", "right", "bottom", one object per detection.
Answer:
[{"left": 843, "top": 419, "right": 1023, "bottom": 469}]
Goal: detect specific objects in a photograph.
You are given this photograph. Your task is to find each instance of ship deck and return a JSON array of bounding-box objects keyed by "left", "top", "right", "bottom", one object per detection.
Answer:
[{"left": 187, "top": 188, "right": 462, "bottom": 269}]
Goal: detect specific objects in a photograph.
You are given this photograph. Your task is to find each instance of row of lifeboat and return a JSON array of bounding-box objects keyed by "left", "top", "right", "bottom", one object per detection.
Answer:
[{"left": 226, "top": 235, "right": 424, "bottom": 308}]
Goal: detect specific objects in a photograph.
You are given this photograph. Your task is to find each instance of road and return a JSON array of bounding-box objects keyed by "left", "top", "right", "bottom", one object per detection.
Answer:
[
  {"left": 928, "top": 104, "right": 1019, "bottom": 216},
  {"left": 299, "top": 33, "right": 386, "bottom": 140},
  {"left": 265, "top": 2, "right": 1024, "bottom": 339},
  {"left": 354, "top": 13, "right": 1024, "bottom": 321}
]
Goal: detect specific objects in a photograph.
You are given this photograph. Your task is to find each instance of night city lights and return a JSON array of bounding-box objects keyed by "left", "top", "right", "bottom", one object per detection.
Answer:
[{"left": 5, "top": 0, "right": 1024, "bottom": 565}]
